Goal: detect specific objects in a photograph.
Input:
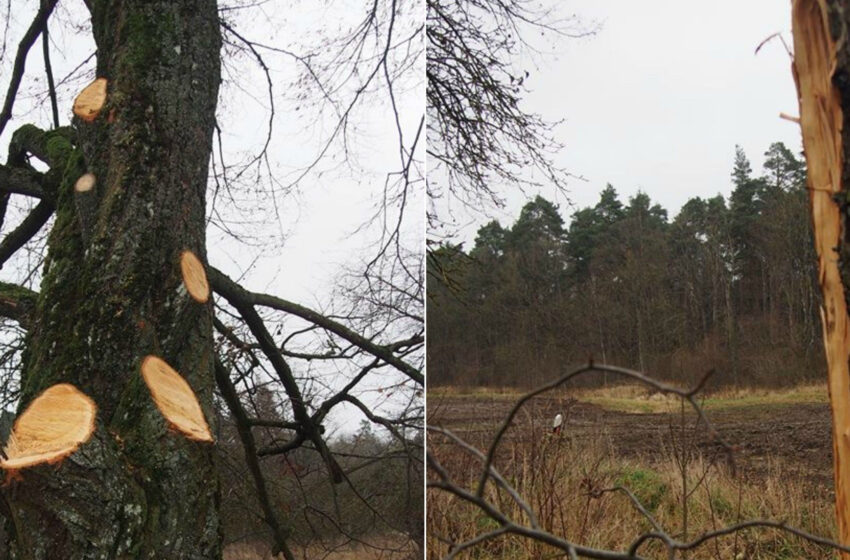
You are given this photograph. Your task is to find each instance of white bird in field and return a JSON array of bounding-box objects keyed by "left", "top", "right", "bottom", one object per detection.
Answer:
[{"left": 552, "top": 413, "right": 563, "bottom": 434}]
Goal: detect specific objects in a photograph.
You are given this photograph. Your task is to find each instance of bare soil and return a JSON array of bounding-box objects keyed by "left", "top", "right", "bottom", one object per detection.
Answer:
[{"left": 428, "top": 391, "right": 834, "bottom": 493}]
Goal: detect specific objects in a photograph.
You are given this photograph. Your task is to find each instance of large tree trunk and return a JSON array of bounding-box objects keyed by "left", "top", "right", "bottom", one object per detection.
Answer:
[
  {"left": 2, "top": 1, "right": 222, "bottom": 558},
  {"left": 793, "top": 0, "right": 850, "bottom": 554}
]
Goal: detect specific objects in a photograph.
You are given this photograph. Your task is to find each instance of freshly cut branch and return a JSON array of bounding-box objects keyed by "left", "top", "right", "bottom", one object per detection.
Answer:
[
  {"left": 180, "top": 250, "right": 209, "bottom": 303},
  {"left": 72, "top": 78, "right": 107, "bottom": 123},
  {"left": 140, "top": 356, "right": 213, "bottom": 442},
  {"left": 74, "top": 173, "right": 97, "bottom": 243},
  {"left": 0, "top": 383, "right": 96, "bottom": 471},
  {"left": 792, "top": 0, "right": 850, "bottom": 555},
  {"left": 74, "top": 173, "right": 95, "bottom": 193}
]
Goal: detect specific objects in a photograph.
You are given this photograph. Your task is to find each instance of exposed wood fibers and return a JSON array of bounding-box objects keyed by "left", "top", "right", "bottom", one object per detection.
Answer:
[
  {"left": 180, "top": 250, "right": 210, "bottom": 304},
  {"left": 141, "top": 355, "right": 213, "bottom": 442},
  {"left": 792, "top": 0, "right": 850, "bottom": 553},
  {"left": 74, "top": 173, "right": 95, "bottom": 193},
  {"left": 0, "top": 384, "right": 96, "bottom": 476},
  {"left": 72, "top": 78, "right": 107, "bottom": 123}
]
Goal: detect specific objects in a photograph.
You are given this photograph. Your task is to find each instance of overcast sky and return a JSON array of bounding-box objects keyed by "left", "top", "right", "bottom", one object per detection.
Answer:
[
  {"left": 451, "top": 0, "right": 801, "bottom": 244},
  {"left": 0, "top": 1, "right": 423, "bottom": 434},
  {"left": 0, "top": 1, "right": 423, "bottom": 307},
  {"left": 0, "top": 0, "right": 803, "bottom": 428}
]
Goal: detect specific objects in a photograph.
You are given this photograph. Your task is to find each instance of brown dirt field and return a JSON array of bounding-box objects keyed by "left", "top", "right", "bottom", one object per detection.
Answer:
[{"left": 428, "top": 391, "right": 835, "bottom": 493}]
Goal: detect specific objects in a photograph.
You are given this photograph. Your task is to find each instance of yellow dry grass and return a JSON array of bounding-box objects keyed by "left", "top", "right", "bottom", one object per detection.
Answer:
[
  {"left": 430, "top": 382, "right": 829, "bottom": 414},
  {"left": 180, "top": 250, "right": 210, "bottom": 304},
  {"left": 428, "top": 436, "right": 837, "bottom": 559},
  {"left": 428, "top": 386, "right": 525, "bottom": 400},
  {"left": 0, "top": 383, "right": 96, "bottom": 470},
  {"left": 223, "top": 535, "right": 416, "bottom": 560},
  {"left": 141, "top": 355, "right": 212, "bottom": 442},
  {"left": 72, "top": 78, "right": 107, "bottom": 122},
  {"left": 575, "top": 382, "right": 829, "bottom": 414}
]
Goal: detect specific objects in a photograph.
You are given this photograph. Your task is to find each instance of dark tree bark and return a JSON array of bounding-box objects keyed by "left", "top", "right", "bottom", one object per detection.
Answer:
[{"left": 2, "top": 1, "right": 223, "bottom": 558}]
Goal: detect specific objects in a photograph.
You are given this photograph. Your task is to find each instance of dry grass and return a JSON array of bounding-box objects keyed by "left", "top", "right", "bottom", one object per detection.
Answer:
[
  {"left": 428, "top": 386, "right": 525, "bottom": 400},
  {"left": 428, "top": 432, "right": 837, "bottom": 559},
  {"left": 428, "top": 382, "right": 829, "bottom": 413},
  {"left": 575, "top": 382, "right": 829, "bottom": 414},
  {"left": 429, "top": 382, "right": 829, "bottom": 415},
  {"left": 223, "top": 534, "right": 417, "bottom": 560}
]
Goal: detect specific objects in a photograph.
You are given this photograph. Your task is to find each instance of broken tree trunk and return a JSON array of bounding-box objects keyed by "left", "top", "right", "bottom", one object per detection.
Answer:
[
  {"left": 793, "top": 0, "right": 850, "bottom": 554},
  {"left": 1, "top": 1, "right": 223, "bottom": 557}
]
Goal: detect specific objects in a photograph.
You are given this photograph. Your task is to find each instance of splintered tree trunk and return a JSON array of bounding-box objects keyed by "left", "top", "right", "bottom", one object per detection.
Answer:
[
  {"left": 793, "top": 0, "right": 850, "bottom": 554},
  {"left": 2, "top": 1, "right": 222, "bottom": 558}
]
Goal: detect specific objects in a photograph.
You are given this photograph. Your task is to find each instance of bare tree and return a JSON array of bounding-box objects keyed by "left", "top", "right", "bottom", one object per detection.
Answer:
[
  {"left": 0, "top": 0, "right": 423, "bottom": 557},
  {"left": 426, "top": 0, "right": 592, "bottom": 240}
]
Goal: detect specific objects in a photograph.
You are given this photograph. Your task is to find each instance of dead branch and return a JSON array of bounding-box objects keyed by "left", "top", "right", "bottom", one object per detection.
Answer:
[{"left": 428, "top": 361, "right": 850, "bottom": 559}]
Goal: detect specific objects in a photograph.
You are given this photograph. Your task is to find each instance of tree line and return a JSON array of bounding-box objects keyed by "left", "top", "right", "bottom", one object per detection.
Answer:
[{"left": 428, "top": 141, "right": 822, "bottom": 389}]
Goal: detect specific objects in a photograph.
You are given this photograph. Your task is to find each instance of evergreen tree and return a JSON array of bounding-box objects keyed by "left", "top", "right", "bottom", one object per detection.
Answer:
[
  {"left": 763, "top": 142, "right": 806, "bottom": 191},
  {"left": 427, "top": 141, "right": 822, "bottom": 390}
]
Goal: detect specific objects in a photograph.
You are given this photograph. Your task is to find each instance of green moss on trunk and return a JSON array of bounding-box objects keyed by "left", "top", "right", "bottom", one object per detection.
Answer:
[{"left": 3, "top": 1, "right": 223, "bottom": 558}]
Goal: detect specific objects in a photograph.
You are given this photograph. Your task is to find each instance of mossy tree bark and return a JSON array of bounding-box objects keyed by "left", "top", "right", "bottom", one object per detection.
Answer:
[{"left": 1, "top": 1, "right": 222, "bottom": 558}]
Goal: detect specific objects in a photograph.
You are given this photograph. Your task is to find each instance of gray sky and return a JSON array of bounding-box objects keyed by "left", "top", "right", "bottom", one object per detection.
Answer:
[
  {"left": 0, "top": 1, "right": 423, "bottom": 435},
  {"left": 452, "top": 0, "right": 801, "bottom": 244},
  {"left": 1, "top": 1, "right": 423, "bottom": 307}
]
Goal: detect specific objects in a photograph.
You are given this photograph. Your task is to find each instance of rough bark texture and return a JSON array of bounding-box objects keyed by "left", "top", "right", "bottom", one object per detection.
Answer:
[
  {"left": 794, "top": 0, "right": 850, "bottom": 555},
  {"left": 2, "top": 1, "right": 222, "bottom": 558}
]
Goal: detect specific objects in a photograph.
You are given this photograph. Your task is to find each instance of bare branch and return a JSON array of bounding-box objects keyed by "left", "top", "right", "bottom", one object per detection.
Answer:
[
  {"left": 0, "top": 200, "right": 54, "bottom": 270},
  {"left": 0, "top": 281, "right": 36, "bottom": 327},
  {"left": 0, "top": 164, "right": 47, "bottom": 199},
  {"left": 214, "top": 357, "right": 296, "bottom": 560},
  {"left": 209, "top": 266, "right": 423, "bottom": 385},
  {"left": 40, "top": 10, "right": 58, "bottom": 129},
  {"left": 0, "top": 0, "right": 59, "bottom": 138},
  {"left": 210, "top": 269, "right": 345, "bottom": 484}
]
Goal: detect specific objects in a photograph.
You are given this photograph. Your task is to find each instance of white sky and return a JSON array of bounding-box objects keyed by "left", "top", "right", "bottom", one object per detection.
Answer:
[
  {"left": 1, "top": 1, "right": 424, "bottom": 305},
  {"left": 0, "top": 1, "right": 424, "bottom": 435},
  {"left": 450, "top": 0, "right": 802, "bottom": 244},
  {"left": 0, "top": 0, "right": 804, "bottom": 431}
]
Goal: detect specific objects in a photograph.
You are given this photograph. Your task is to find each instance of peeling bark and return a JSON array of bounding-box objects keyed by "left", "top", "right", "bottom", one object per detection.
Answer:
[{"left": 1, "top": 1, "right": 223, "bottom": 558}]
